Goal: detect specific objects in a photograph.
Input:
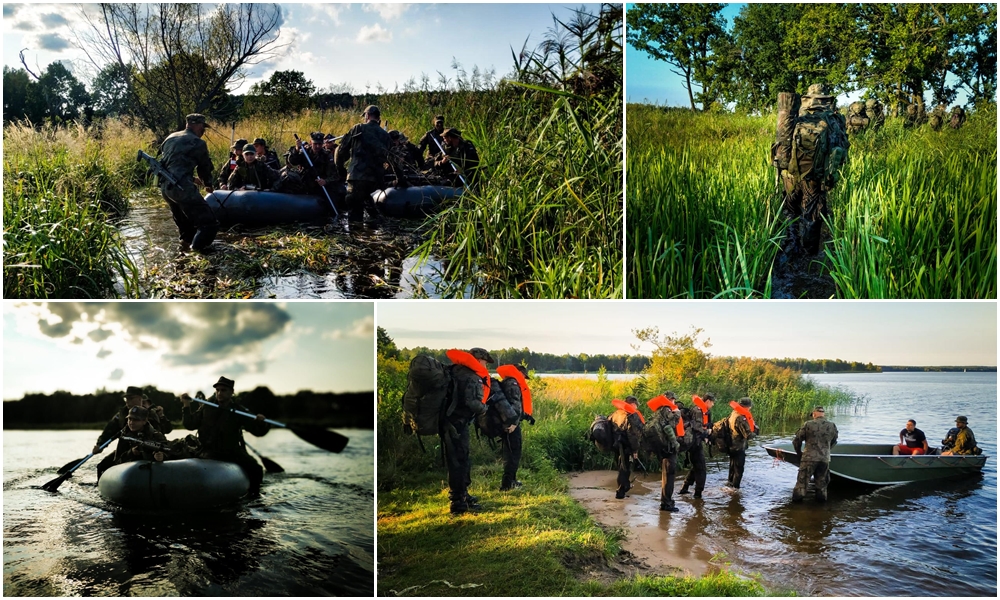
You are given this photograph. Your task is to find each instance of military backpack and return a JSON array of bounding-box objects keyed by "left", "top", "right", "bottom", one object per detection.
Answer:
[
  {"left": 788, "top": 111, "right": 848, "bottom": 189},
  {"left": 402, "top": 355, "right": 454, "bottom": 437},
  {"left": 589, "top": 415, "right": 618, "bottom": 453},
  {"left": 710, "top": 417, "right": 733, "bottom": 453}
]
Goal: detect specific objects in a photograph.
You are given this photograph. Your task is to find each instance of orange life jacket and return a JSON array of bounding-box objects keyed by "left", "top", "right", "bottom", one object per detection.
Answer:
[
  {"left": 611, "top": 399, "right": 645, "bottom": 424},
  {"left": 729, "top": 401, "right": 756, "bottom": 432},
  {"left": 446, "top": 349, "right": 490, "bottom": 404},
  {"left": 646, "top": 395, "right": 684, "bottom": 437},
  {"left": 496, "top": 364, "right": 532, "bottom": 416},
  {"left": 692, "top": 395, "right": 710, "bottom": 426}
]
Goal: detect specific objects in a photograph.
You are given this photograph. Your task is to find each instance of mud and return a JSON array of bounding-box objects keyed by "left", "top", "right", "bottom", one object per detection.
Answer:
[{"left": 770, "top": 230, "right": 837, "bottom": 298}]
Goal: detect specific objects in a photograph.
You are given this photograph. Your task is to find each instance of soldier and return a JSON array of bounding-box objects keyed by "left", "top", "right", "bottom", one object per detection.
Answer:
[
  {"left": 949, "top": 106, "right": 967, "bottom": 130},
  {"left": 418, "top": 114, "right": 446, "bottom": 160},
  {"left": 157, "top": 114, "right": 218, "bottom": 252},
  {"left": 479, "top": 375, "right": 521, "bottom": 491},
  {"left": 217, "top": 138, "right": 249, "bottom": 189},
  {"left": 845, "top": 101, "right": 869, "bottom": 135},
  {"left": 434, "top": 128, "right": 480, "bottom": 188},
  {"left": 903, "top": 104, "right": 919, "bottom": 128},
  {"left": 679, "top": 393, "right": 714, "bottom": 499},
  {"left": 643, "top": 393, "right": 681, "bottom": 512},
  {"left": 387, "top": 130, "right": 425, "bottom": 186},
  {"left": 93, "top": 385, "right": 149, "bottom": 478},
  {"left": 496, "top": 364, "right": 532, "bottom": 491},
  {"left": 111, "top": 406, "right": 169, "bottom": 470},
  {"left": 140, "top": 394, "right": 173, "bottom": 435},
  {"left": 929, "top": 104, "right": 947, "bottom": 131},
  {"left": 725, "top": 397, "right": 757, "bottom": 489},
  {"left": 291, "top": 131, "right": 337, "bottom": 197},
  {"left": 866, "top": 98, "right": 885, "bottom": 131},
  {"left": 253, "top": 137, "right": 282, "bottom": 170},
  {"left": 228, "top": 144, "right": 279, "bottom": 190},
  {"left": 941, "top": 416, "right": 979, "bottom": 455},
  {"left": 322, "top": 134, "right": 345, "bottom": 182},
  {"left": 442, "top": 348, "right": 491, "bottom": 514},
  {"left": 610, "top": 395, "right": 645, "bottom": 499},
  {"left": 792, "top": 406, "right": 838, "bottom": 502},
  {"left": 335, "top": 105, "right": 392, "bottom": 221},
  {"left": 179, "top": 376, "right": 270, "bottom": 495}
]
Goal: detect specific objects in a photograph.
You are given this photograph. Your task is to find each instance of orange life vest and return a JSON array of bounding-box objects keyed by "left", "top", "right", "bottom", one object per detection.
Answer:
[
  {"left": 446, "top": 349, "right": 490, "bottom": 404},
  {"left": 729, "top": 401, "right": 756, "bottom": 432},
  {"left": 496, "top": 364, "right": 532, "bottom": 416},
  {"left": 691, "top": 395, "right": 710, "bottom": 426},
  {"left": 646, "top": 395, "right": 684, "bottom": 437},
  {"left": 611, "top": 399, "right": 645, "bottom": 424}
]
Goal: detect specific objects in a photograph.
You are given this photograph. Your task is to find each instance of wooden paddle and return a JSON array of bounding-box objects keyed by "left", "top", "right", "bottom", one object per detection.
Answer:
[
  {"left": 189, "top": 397, "right": 348, "bottom": 453},
  {"left": 41, "top": 433, "right": 119, "bottom": 492},
  {"left": 245, "top": 442, "right": 285, "bottom": 473}
]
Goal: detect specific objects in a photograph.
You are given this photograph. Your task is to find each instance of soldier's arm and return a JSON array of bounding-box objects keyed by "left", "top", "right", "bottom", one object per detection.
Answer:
[
  {"left": 228, "top": 166, "right": 245, "bottom": 190},
  {"left": 158, "top": 414, "right": 173, "bottom": 435},
  {"left": 182, "top": 404, "right": 202, "bottom": 430},
  {"left": 793, "top": 425, "right": 805, "bottom": 454},
  {"left": 830, "top": 425, "right": 838, "bottom": 448},
  {"left": 96, "top": 415, "right": 121, "bottom": 446}
]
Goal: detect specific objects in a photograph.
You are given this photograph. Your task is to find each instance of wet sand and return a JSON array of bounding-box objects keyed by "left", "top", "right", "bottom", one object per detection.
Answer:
[{"left": 567, "top": 470, "right": 723, "bottom": 577}]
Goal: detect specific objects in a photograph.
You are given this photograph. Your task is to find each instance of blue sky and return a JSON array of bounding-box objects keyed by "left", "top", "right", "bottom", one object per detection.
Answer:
[
  {"left": 4, "top": 3, "right": 600, "bottom": 94},
  {"left": 3, "top": 302, "right": 374, "bottom": 398},
  {"left": 378, "top": 302, "right": 997, "bottom": 366}
]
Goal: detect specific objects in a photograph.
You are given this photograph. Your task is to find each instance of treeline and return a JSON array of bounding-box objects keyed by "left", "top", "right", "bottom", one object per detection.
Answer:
[
  {"left": 627, "top": 3, "right": 997, "bottom": 113},
  {"left": 881, "top": 366, "right": 997, "bottom": 372},
  {"left": 3, "top": 386, "right": 374, "bottom": 429},
  {"left": 770, "top": 358, "right": 880, "bottom": 373}
]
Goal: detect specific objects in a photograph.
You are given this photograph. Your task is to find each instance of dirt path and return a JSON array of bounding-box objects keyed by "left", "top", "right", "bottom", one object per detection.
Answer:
[{"left": 567, "top": 471, "right": 727, "bottom": 577}]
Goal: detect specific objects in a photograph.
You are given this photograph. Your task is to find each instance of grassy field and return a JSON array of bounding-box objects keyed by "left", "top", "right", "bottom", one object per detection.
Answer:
[
  {"left": 626, "top": 103, "right": 997, "bottom": 299},
  {"left": 377, "top": 350, "right": 858, "bottom": 595}
]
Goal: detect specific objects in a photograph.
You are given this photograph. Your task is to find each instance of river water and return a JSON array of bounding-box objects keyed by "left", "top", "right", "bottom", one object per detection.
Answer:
[
  {"left": 584, "top": 372, "right": 996, "bottom": 596},
  {"left": 3, "top": 428, "right": 374, "bottom": 596}
]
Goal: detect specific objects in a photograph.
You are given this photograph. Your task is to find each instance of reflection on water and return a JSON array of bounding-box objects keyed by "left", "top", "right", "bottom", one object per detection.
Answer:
[{"left": 3, "top": 429, "right": 374, "bottom": 596}]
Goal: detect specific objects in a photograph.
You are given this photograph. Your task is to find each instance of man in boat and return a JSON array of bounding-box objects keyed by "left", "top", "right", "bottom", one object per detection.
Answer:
[
  {"left": 941, "top": 416, "right": 980, "bottom": 455},
  {"left": 291, "top": 132, "right": 337, "bottom": 198},
  {"left": 387, "top": 130, "right": 425, "bottom": 187},
  {"left": 679, "top": 393, "right": 715, "bottom": 499},
  {"left": 336, "top": 105, "right": 392, "bottom": 222},
  {"left": 253, "top": 137, "right": 282, "bottom": 170},
  {"left": 433, "top": 128, "right": 480, "bottom": 188},
  {"left": 228, "top": 144, "right": 279, "bottom": 191},
  {"left": 108, "top": 406, "right": 169, "bottom": 471},
  {"left": 158, "top": 114, "right": 218, "bottom": 253},
  {"left": 642, "top": 393, "right": 680, "bottom": 511},
  {"left": 141, "top": 395, "right": 173, "bottom": 435},
  {"left": 217, "top": 138, "right": 249, "bottom": 190},
  {"left": 179, "top": 376, "right": 270, "bottom": 495},
  {"left": 893, "top": 419, "right": 928, "bottom": 455},
  {"left": 726, "top": 397, "right": 757, "bottom": 489},
  {"left": 92, "top": 385, "right": 150, "bottom": 476},
  {"left": 442, "top": 348, "right": 492, "bottom": 514},
  {"left": 323, "top": 134, "right": 346, "bottom": 182},
  {"left": 792, "top": 406, "right": 839, "bottom": 502},
  {"left": 610, "top": 395, "right": 645, "bottom": 499},
  {"left": 417, "top": 114, "right": 446, "bottom": 161}
]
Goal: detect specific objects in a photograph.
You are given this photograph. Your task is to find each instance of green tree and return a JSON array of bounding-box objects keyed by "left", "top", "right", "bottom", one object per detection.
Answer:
[
  {"left": 377, "top": 327, "right": 399, "bottom": 359},
  {"left": 626, "top": 3, "right": 727, "bottom": 110},
  {"left": 90, "top": 62, "right": 135, "bottom": 117},
  {"left": 3, "top": 67, "right": 37, "bottom": 123},
  {"left": 633, "top": 326, "right": 712, "bottom": 386},
  {"left": 244, "top": 70, "right": 316, "bottom": 116}
]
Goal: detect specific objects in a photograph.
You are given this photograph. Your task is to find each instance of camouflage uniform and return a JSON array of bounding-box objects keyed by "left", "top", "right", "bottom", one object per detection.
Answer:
[
  {"left": 493, "top": 377, "right": 524, "bottom": 491},
  {"left": 441, "top": 356, "right": 490, "bottom": 513},
  {"left": 610, "top": 400, "right": 644, "bottom": 498},
  {"left": 644, "top": 406, "right": 680, "bottom": 510},
  {"left": 792, "top": 412, "right": 838, "bottom": 501},
  {"left": 435, "top": 138, "right": 480, "bottom": 187},
  {"left": 336, "top": 114, "right": 391, "bottom": 221},
  {"left": 158, "top": 123, "right": 218, "bottom": 250},
  {"left": 182, "top": 396, "right": 270, "bottom": 493},
  {"left": 943, "top": 423, "right": 978, "bottom": 455},
  {"left": 418, "top": 127, "right": 445, "bottom": 160},
  {"left": 866, "top": 99, "right": 885, "bottom": 131},
  {"left": 949, "top": 106, "right": 967, "bottom": 130},
  {"left": 680, "top": 403, "right": 712, "bottom": 497},
  {"left": 217, "top": 139, "right": 248, "bottom": 187},
  {"left": 846, "top": 102, "right": 869, "bottom": 135},
  {"left": 726, "top": 403, "right": 756, "bottom": 488},
  {"left": 228, "top": 158, "right": 279, "bottom": 191},
  {"left": 112, "top": 422, "right": 167, "bottom": 466},
  {"left": 929, "top": 104, "right": 947, "bottom": 131}
]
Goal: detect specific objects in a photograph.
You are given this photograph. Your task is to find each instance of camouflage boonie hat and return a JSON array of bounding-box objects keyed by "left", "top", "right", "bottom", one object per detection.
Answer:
[
  {"left": 442, "top": 127, "right": 462, "bottom": 138},
  {"left": 703, "top": 393, "right": 716, "bottom": 402},
  {"left": 363, "top": 105, "right": 381, "bottom": 118},
  {"left": 242, "top": 143, "right": 256, "bottom": 154},
  {"left": 956, "top": 415, "right": 968, "bottom": 424},
  {"left": 515, "top": 364, "right": 529, "bottom": 378},
  {"left": 253, "top": 137, "right": 267, "bottom": 146},
  {"left": 468, "top": 347, "right": 495, "bottom": 364},
  {"left": 663, "top": 391, "right": 677, "bottom": 400},
  {"left": 186, "top": 113, "right": 210, "bottom": 127},
  {"left": 814, "top": 406, "right": 825, "bottom": 413},
  {"left": 231, "top": 138, "right": 248, "bottom": 150},
  {"left": 803, "top": 83, "right": 834, "bottom": 99},
  {"left": 127, "top": 406, "right": 150, "bottom": 420},
  {"left": 739, "top": 397, "right": 753, "bottom": 407}
]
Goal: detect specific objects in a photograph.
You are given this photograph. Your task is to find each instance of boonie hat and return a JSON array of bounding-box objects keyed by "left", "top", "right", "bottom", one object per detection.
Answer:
[
  {"left": 125, "top": 385, "right": 147, "bottom": 398},
  {"left": 253, "top": 137, "right": 267, "bottom": 146},
  {"left": 803, "top": 83, "right": 834, "bottom": 99},
  {"left": 441, "top": 127, "right": 462, "bottom": 138},
  {"left": 231, "top": 138, "right": 248, "bottom": 150},
  {"left": 956, "top": 415, "right": 968, "bottom": 424},
  {"left": 814, "top": 406, "right": 825, "bottom": 413},
  {"left": 214, "top": 376, "right": 235, "bottom": 390},
  {"left": 468, "top": 347, "right": 495, "bottom": 364},
  {"left": 739, "top": 397, "right": 753, "bottom": 407}
]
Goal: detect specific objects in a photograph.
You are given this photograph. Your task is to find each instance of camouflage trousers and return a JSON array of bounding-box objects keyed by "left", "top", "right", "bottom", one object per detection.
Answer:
[
  {"left": 782, "top": 177, "right": 828, "bottom": 255},
  {"left": 792, "top": 460, "right": 830, "bottom": 502},
  {"left": 346, "top": 180, "right": 380, "bottom": 221},
  {"left": 161, "top": 182, "right": 218, "bottom": 250},
  {"left": 441, "top": 420, "right": 473, "bottom": 506}
]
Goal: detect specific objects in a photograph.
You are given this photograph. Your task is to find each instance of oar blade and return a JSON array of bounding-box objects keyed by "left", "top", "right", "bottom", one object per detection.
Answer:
[
  {"left": 290, "top": 425, "right": 349, "bottom": 453},
  {"left": 56, "top": 456, "right": 87, "bottom": 475},
  {"left": 40, "top": 472, "right": 72, "bottom": 493},
  {"left": 260, "top": 455, "right": 285, "bottom": 474}
]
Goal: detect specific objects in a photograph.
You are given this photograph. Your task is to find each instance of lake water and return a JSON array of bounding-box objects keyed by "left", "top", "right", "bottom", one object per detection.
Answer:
[
  {"left": 3, "top": 428, "right": 374, "bottom": 596},
  {"left": 636, "top": 371, "right": 996, "bottom": 596}
]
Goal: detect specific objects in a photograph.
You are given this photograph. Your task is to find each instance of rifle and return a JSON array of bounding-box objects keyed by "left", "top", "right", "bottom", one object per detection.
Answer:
[
  {"left": 137, "top": 150, "right": 180, "bottom": 189},
  {"left": 294, "top": 133, "right": 339, "bottom": 218},
  {"left": 431, "top": 136, "right": 469, "bottom": 191},
  {"left": 120, "top": 435, "right": 171, "bottom": 453}
]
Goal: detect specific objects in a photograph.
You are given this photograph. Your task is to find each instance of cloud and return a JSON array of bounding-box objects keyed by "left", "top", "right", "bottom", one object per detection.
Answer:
[
  {"left": 323, "top": 315, "right": 375, "bottom": 340},
  {"left": 4, "top": 5, "right": 20, "bottom": 18},
  {"left": 39, "top": 12, "right": 68, "bottom": 27},
  {"left": 109, "top": 368, "right": 124, "bottom": 381},
  {"left": 33, "top": 33, "right": 71, "bottom": 51},
  {"left": 311, "top": 4, "right": 345, "bottom": 26},
  {"left": 14, "top": 20, "right": 35, "bottom": 31},
  {"left": 364, "top": 3, "right": 410, "bottom": 20},
  {"left": 357, "top": 23, "right": 391, "bottom": 43},
  {"left": 96, "top": 348, "right": 112, "bottom": 359},
  {"left": 88, "top": 328, "right": 112, "bottom": 342}
]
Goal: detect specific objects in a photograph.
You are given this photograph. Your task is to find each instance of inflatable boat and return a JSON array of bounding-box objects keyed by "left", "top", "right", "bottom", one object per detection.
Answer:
[
  {"left": 371, "top": 185, "right": 462, "bottom": 218},
  {"left": 204, "top": 188, "right": 341, "bottom": 227},
  {"left": 98, "top": 459, "right": 250, "bottom": 509}
]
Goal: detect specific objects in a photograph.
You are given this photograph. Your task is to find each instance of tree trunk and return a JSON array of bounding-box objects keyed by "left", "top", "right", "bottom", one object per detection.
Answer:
[{"left": 685, "top": 70, "right": 695, "bottom": 110}]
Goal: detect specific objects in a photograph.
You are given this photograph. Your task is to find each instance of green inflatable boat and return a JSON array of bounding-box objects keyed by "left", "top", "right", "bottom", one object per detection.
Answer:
[{"left": 99, "top": 459, "right": 250, "bottom": 509}]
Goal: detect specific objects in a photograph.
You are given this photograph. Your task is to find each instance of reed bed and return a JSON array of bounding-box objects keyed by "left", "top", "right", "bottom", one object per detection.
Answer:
[{"left": 627, "top": 103, "right": 997, "bottom": 299}]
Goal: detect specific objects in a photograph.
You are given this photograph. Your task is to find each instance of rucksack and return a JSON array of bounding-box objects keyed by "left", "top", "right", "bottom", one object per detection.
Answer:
[
  {"left": 402, "top": 355, "right": 453, "bottom": 436},
  {"left": 641, "top": 410, "right": 678, "bottom": 456},
  {"left": 675, "top": 409, "right": 696, "bottom": 453},
  {"left": 476, "top": 379, "right": 508, "bottom": 439},
  {"left": 589, "top": 415, "right": 618, "bottom": 453},
  {"left": 789, "top": 112, "right": 831, "bottom": 182},
  {"left": 710, "top": 417, "right": 733, "bottom": 453}
]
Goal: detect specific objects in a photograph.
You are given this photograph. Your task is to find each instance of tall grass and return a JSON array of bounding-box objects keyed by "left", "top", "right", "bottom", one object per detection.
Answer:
[{"left": 627, "top": 103, "right": 997, "bottom": 299}]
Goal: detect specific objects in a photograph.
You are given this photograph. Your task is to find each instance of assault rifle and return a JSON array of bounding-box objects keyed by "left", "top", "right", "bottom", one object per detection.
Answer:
[
  {"left": 120, "top": 435, "right": 171, "bottom": 453},
  {"left": 431, "top": 136, "right": 469, "bottom": 191},
  {"left": 137, "top": 150, "right": 179, "bottom": 188}
]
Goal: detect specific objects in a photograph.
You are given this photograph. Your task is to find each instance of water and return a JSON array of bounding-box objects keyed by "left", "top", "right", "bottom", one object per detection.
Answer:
[
  {"left": 652, "top": 372, "right": 995, "bottom": 596},
  {"left": 3, "top": 428, "right": 374, "bottom": 596}
]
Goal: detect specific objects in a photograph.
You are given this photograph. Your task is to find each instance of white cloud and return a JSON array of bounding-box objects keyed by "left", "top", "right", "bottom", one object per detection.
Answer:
[
  {"left": 357, "top": 23, "right": 392, "bottom": 43},
  {"left": 311, "top": 4, "right": 346, "bottom": 26},
  {"left": 109, "top": 368, "right": 124, "bottom": 381},
  {"left": 323, "top": 315, "right": 375, "bottom": 340},
  {"left": 364, "top": 4, "right": 410, "bottom": 20}
]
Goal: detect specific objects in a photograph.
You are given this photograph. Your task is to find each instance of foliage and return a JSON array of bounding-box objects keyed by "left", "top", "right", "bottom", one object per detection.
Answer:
[
  {"left": 243, "top": 70, "right": 316, "bottom": 117},
  {"left": 378, "top": 327, "right": 400, "bottom": 360},
  {"left": 3, "top": 63, "right": 92, "bottom": 125},
  {"left": 627, "top": 104, "right": 997, "bottom": 298}
]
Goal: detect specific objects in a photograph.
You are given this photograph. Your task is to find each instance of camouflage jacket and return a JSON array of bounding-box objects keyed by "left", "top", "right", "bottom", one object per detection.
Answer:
[
  {"left": 292, "top": 146, "right": 334, "bottom": 182},
  {"left": 499, "top": 377, "right": 523, "bottom": 418},
  {"left": 228, "top": 160, "right": 279, "bottom": 190},
  {"left": 793, "top": 416, "right": 839, "bottom": 462},
  {"left": 113, "top": 423, "right": 167, "bottom": 464},
  {"left": 148, "top": 405, "right": 173, "bottom": 435},
  {"left": 436, "top": 140, "right": 480, "bottom": 182},
  {"left": 182, "top": 398, "right": 269, "bottom": 460},
  {"left": 159, "top": 129, "right": 214, "bottom": 188},
  {"left": 944, "top": 427, "right": 977, "bottom": 454},
  {"left": 642, "top": 407, "right": 679, "bottom": 457},
  {"left": 447, "top": 364, "right": 489, "bottom": 425},
  {"left": 259, "top": 149, "right": 282, "bottom": 170},
  {"left": 418, "top": 128, "right": 444, "bottom": 158},
  {"left": 216, "top": 154, "right": 245, "bottom": 187},
  {"left": 610, "top": 407, "right": 643, "bottom": 452},
  {"left": 337, "top": 121, "right": 391, "bottom": 184},
  {"left": 727, "top": 411, "right": 755, "bottom": 452}
]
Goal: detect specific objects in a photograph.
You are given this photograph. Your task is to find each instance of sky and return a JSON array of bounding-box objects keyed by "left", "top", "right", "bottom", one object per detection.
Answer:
[
  {"left": 378, "top": 302, "right": 998, "bottom": 366},
  {"left": 3, "top": 302, "right": 374, "bottom": 399},
  {"left": 3, "top": 3, "right": 599, "bottom": 94}
]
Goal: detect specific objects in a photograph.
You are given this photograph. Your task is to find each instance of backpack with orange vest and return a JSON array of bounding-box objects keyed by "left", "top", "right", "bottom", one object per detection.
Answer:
[{"left": 402, "top": 350, "right": 489, "bottom": 440}]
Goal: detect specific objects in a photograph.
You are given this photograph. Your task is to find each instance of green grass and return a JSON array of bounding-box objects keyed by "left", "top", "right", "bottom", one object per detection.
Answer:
[{"left": 627, "top": 103, "right": 997, "bottom": 299}]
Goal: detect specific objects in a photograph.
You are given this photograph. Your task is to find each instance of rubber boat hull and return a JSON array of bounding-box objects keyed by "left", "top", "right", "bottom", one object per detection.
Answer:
[
  {"left": 372, "top": 185, "right": 462, "bottom": 218},
  {"left": 204, "top": 188, "right": 341, "bottom": 227},
  {"left": 99, "top": 458, "right": 250, "bottom": 509},
  {"left": 764, "top": 443, "right": 988, "bottom": 485}
]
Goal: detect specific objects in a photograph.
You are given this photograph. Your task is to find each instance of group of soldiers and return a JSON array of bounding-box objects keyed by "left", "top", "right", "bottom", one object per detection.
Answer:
[
  {"left": 92, "top": 378, "right": 270, "bottom": 495},
  {"left": 846, "top": 99, "right": 968, "bottom": 135},
  {"left": 154, "top": 108, "right": 480, "bottom": 253}
]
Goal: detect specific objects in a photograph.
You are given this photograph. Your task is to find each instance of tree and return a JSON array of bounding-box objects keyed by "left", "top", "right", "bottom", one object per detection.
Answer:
[
  {"left": 627, "top": 3, "right": 727, "bottom": 110},
  {"left": 77, "top": 3, "right": 285, "bottom": 140},
  {"left": 4, "top": 62, "right": 91, "bottom": 124},
  {"left": 633, "top": 326, "right": 712, "bottom": 386},
  {"left": 377, "top": 327, "right": 399, "bottom": 359},
  {"left": 90, "top": 62, "right": 135, "bottom": 117},
  {"left": 3, "top": 67, "right": 36, "bottom": 123},
  {"left": 244, "top": 70, "right": 315, "bottom": 116}
]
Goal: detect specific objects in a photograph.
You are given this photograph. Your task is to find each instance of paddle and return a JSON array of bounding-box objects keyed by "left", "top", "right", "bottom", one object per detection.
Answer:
[
  {"left": 41, "top": 433, "right": 120, "bottom": 492},
  {"left": 293, "top": 133, "right": 339, "bottom": 217},
  {"left": 431, "top": 136, "right": 469, "bottom": 191},
  {"left": 245, "top": 442, "right": 285, "bottom": 473},
  {"left": 189, "top": 396, "right": 349, "bottom": 453}
]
